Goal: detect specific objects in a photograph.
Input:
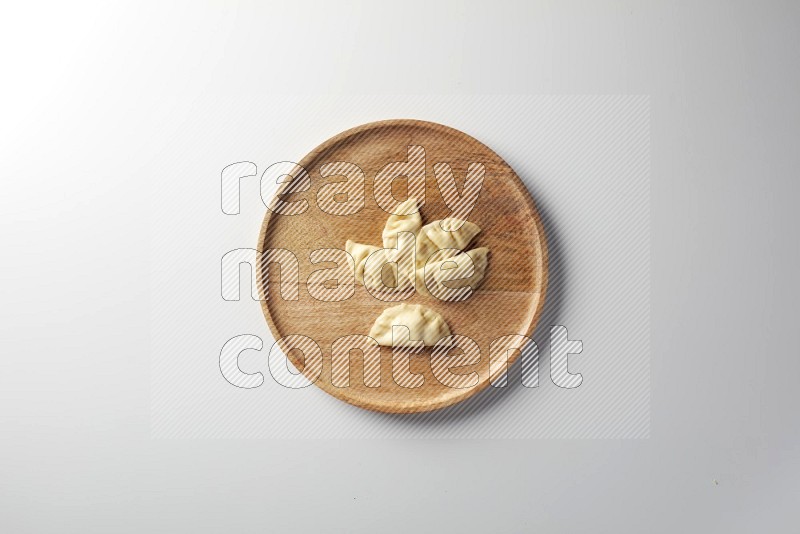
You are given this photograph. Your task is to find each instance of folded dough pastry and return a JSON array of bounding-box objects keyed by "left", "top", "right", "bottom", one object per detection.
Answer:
[
  {"left": 382, "top": 197, "right": 422, "bottom": 249},
  {"left": 417, "top": 247, "right": 489, "bottom": 296},
  {"left": 415, "top": 218, "right": 481, "bottom": 268},
  {"left": 368, "top": 303, "right": 452, "bottom": 347},
  {"left": 345, "top": 240, "right": 379, "bottom": 285}
]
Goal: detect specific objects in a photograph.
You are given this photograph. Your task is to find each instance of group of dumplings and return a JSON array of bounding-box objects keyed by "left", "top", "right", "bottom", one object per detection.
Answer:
[{"left": 344, "top": 198, "right": 490, "bottom": 347}]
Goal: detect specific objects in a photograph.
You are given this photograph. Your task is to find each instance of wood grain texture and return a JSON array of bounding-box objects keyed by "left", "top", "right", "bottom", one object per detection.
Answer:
[{"left": 257, "top": 119, "right": 547, "bottom": 413}]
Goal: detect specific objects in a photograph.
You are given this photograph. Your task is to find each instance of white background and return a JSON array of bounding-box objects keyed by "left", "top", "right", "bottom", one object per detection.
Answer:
[
  {"left": 151, "top": 94, "right": 651, "bottom": 439},
  {"left": 1, "top": 1, "right": 799, "bottom": 532}
]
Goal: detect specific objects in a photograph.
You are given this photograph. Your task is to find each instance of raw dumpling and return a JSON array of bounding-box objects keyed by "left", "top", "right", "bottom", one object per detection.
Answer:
[
  {"left": 417, "top": 247, "right": 489, "bottom": 296},
  {"left": 346, "top": 240, "right": 379, "bottom": 285},
  {"left": 363, "top": 257, "right": 398, "bottom": 289},
  {"left": 382, "top": 197, "right": 422, "bottom": 249},
  {"left": 415, "top": 218, "right": 481, "bottom": 268},
  {"left": 348, "top": 240, "right": 398, "bottom": 288},
  {"left": 368, "top": 303, "right": 452, "bottom": 347}
]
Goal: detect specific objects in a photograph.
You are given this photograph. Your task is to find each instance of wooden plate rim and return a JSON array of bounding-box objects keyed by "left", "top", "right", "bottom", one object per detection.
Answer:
[{"left": 257, "top": 118, "right": 549, "bottom": 414}]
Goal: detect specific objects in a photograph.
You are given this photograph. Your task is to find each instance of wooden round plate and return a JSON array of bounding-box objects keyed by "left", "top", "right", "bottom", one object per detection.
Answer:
[{"left": 257, "top": 119, "right": 547, "bottom": 413}]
